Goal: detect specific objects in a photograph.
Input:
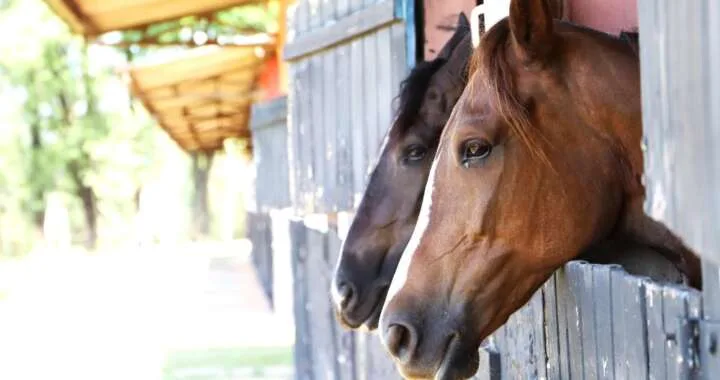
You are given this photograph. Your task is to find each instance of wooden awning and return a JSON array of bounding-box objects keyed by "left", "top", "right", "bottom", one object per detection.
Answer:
[
  {"left": 43, "top": 0, "right": 265, "bottom": 36},
  {"left": 129, "top": 46, "right": 267, "bottom": 152}
]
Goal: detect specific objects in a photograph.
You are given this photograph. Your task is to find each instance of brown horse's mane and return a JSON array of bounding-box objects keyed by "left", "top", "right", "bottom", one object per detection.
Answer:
[
  {"left": 467, "top": 20, "right": 640, "bottom": 167},
  {"left": 391, "top": 58, "right": 447, "bottom": 134}
]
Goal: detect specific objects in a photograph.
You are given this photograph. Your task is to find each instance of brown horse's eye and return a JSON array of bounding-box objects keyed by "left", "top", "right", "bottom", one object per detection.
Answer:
[
  {"left": 461, "top": 139, "right": 492, "bottom": 167},
  {"left": 403, "top": 144, "right": 427, "bottom": 164}
]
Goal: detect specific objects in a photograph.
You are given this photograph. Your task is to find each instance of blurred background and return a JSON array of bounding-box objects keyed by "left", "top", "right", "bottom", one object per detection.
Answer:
[{"left": 0, "top": 0, "right": 293, "bottom": 379}]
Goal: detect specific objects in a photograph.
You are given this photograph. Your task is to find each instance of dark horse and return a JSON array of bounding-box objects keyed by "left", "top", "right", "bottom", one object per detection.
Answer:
[
  {"left": 379, "top": 0, "right": 702, "bottom": 379},
  {"left": 331, "top": 14, "right": 473, "bottom": 330}
]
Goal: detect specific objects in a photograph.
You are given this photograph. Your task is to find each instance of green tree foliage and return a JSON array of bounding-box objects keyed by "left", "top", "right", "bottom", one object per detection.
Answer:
[{"left": 0, "top": 0, "right": 155, "bottom": 252}]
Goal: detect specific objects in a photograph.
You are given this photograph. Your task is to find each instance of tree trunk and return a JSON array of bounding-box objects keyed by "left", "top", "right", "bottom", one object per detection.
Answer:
[
  {"left": 68, "top": 161, "right": 98, "bottom": 250},
  {"left": 191, "top": 151, "right": 214, "bottom": 239}
]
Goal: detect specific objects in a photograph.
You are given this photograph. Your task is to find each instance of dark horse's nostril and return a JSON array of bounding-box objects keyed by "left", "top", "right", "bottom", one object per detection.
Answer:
[
  {"left": 385, "top": 323, "right": 415, "bottom": 361},
  {"left": 337, "top": 282, "right": 354, "bottom": 309}
]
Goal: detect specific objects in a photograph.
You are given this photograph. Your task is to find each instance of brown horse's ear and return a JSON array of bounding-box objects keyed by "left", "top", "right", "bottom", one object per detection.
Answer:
[
  {"left": 509, "top": 0, "right": 555, "bottom": 65},
  {"left": 437, "top": 13, "right": 470, "bottom": 60}
]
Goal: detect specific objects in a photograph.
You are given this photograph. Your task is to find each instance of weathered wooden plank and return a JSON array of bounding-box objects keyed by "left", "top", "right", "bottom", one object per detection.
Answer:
[
  {"left": 287, "top": 63, "right": 300, "bottom": 209},
  {"left": 639, "top": 0, "right": 720, "bottom": 267},
  {"left": 290, "top": 220, "right": 313, "bottom": 380},
  {"left": 363, "top": 32, "right": 380, "bottom": 178},
  {"left": 336, "top": 0, "right": 350, "bottom": 19},
  {"left": 645, "top": 281, "right": 666, "bottom": 380},
  {"left": 543, "top": 274, "right": 561, "bottom": 380},
  {"left": 322, "top": 50, "right": 338, "bottom": 210},
  {"left": 375, "top": 26, "right": 393, "bottom": 160},
  {"left": 327, "top": 229, "right": 355, "bottom": 380},
  {"left": 580, "top": 264, "right": 598, "bottom": 380},
  {"left": 530, "top": 289, "right": 547, "bottom": 380},
  {"left": 349, "top": 0, "right": 364, "bottom": 15},
  {"left": 309, "top": 0, "right": 322, "bottom": 31},
  {"left": 623, "top": 274, "right": 649, "bottom": 380},
  {"left": 663, "top": 285, "right": 688, "bottom": 380},
  {"left": 350, "top": 37, "right": 367, "bottom": 205},
  {"left": 592, "top": 264, "right": 615, "bottom": 380},
  {"left": 390, "top": 21, "right": 408, "bottom": 110},
  {"left": 305, "top": 226, "right": 337, "bottom": 379},
  {"left": 299, "top": 59, "right": 314, "bottom": 212},
  {"left": 284, "top": 1, "right": 396, "bottom": 61},
  {"left": 610, "top": 266, "right": 628, "bottom": 379},
  {"left": 310, "top": 54, "right": 325, "bottom": 212},
  {"left": 295, "top": 0, "right": 310, "bottom": 34},
  {"left": 554, "top": 268, "right": 571, "bottom": 380},
  {"left": 335, "top": 43, "right": 354, "bottom": 211},
  {"left": 321, "top": 0, "right": 335, "bottom": 25},
  {"left": 565, "top": 261, "right": 585, "bottom": 379}
]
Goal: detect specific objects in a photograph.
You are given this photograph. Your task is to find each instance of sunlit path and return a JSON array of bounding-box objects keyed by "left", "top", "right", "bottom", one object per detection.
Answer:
[{"left": 0, "top": 241, "right": 293, "bottom": 380}]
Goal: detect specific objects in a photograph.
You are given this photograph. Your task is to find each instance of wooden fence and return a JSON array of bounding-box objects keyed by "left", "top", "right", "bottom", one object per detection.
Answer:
[{"left": 242, "top": 0, "right": 720, "bottom": 378}]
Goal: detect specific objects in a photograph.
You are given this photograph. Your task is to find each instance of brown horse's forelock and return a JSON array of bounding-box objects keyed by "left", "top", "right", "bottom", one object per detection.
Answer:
[
  {"left": 391, "top": 58, "right": 448, "bottom": 136},
  {"left": 468, "top": 19, "right": 552, "bottom": 167}
]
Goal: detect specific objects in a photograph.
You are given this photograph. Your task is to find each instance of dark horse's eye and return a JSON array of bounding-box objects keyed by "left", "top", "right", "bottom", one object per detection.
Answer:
[
  {"left": 461, "top": 139, "right": 492, "bottom": 167},
  {"left": 403, "top": 144, "right": 427, "bottom": 163}
]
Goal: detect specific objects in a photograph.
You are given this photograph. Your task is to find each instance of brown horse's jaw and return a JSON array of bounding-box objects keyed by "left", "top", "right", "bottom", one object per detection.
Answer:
[{"left": 433, "top": 334, "right": 480, "bottom": 380}]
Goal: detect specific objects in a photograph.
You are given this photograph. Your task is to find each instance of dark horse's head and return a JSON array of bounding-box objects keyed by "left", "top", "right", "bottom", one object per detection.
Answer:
[
  {"left": 331, "top": 14, "right": 473, "bottom": 330},
  {"left": 379, "top": 0, "right": 702, "bottom": 378}
]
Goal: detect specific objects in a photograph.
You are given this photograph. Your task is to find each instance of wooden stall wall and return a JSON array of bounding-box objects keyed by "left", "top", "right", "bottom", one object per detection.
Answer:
[
  {"left": 638, "top": 0, "right": 720, "bottom": 376},
  {"left": 285, "top": 0, "right": 408, "bottom": 215},
  {"left": 284, "top": 0, "right": 409, "bottom": 378}
]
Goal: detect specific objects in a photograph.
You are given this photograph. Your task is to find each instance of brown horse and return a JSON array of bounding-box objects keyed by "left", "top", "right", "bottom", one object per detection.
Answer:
[
  {"left": 331, "top": 14, "right": 473, "bottom": 330},
  {"left": 379, "top": 0, "right": 702, "bottom": 378}
]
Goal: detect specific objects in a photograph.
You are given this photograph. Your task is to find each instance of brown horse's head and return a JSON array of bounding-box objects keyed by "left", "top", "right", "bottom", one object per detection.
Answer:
[
  {"left": 331, "top": 14, "right": 473, "bottom": 330},
  {"left": 379, "top": 0, "right": 700, "bottom": 378}
]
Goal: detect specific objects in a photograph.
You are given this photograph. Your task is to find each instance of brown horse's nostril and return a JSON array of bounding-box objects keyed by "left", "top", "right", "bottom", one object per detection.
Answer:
[{"left": 385, "top": 323, "right": 416, "bottom": 362}]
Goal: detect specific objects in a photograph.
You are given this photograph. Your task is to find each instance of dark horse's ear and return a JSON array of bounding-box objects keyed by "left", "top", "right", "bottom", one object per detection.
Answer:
[
  {"left": 509, "top": 0, "right": 555, "bottom": 65},
  {"left": 437, "top": 13, "right": 470, "bottom": 60},
  {"left": 457, "top": 12, "right": 470, "bottom": 31}
]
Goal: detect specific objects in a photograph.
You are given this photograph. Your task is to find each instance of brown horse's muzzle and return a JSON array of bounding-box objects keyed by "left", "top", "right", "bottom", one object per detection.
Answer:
[{"left": 380, "top": 298, "right": 480, "bottom": 380}]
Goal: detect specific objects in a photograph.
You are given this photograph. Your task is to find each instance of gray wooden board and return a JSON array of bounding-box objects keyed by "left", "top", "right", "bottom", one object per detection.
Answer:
[
  {"left": 336, "top": 0, "right": 350, "bottom": 19},
  {"left": 639, "top": 0, "right": 720, "bottom": 266},
  {"left": 580, "top": 264, "right": 598, "bottom": 380},
  {"left": 530, "top": 290, "right": 547, "bottom": 379},
  {"left": 327, "top": 230, "right": 355, "bottom": 380},
  {"left": 565, "top": 261, "right": 585, "bottom": 379},
  {"left": 290, "top": 220, "right": 313, "bottom": 380},
  {"left": 350, "top": 37, "right": 367, "bottom": 201},
  {"left": 623, "top": 274, "right": 649, "bottom": 380},
  {"left": 362, "top": 31, "right": 380, "bottom": 183},
  {"left": 298, "top": 59, "right": 313, "bottom": 212},
  {"left": 306, "top": 226, "right": 337, "bottom": 379},
  {"left": 349, "top": 0, "right": 363, "bottom": 14},
  {"left": 543, "top": 274, "right": 561, "bottom": 380},
  {"left": 322, "top": 50, "right": 338, "bottom": 210},
  {"left": 309, "top": 0, "right": 321, "bottom": 30},
  {"left": 321, "top": 0, "right": 335, "bottom": 26},
  {"left": 375, "top": 26, "right": 393, "bottom": 161},
  {"left": 645, "top": 281, "right": 667, "bottom": 380},
  {"left": 287, "top": 64, "right": 299, "bottom": 208},
  {"left": 592, "top": 264, "right": 615, "bottom": 380},
  {"left": 390, "top": 21, "right": 407, "bottom": 107},
  {"left": 662, "top": 285, "right": 688, "bottom": 380},
  {"left": 554, "top": 268, "right": 571, "bottom": 380},
  {"left": 335, "top": 43, "right": 354, "bottom": 210},
  {"left": 284, "top": 1, "right": 396, "bottom": 61},
  {"left": 310, "top": 54, "right": 325, "bottom": 212},
  {"left": 610, "top": 266, "right": 629, "bottom": 379}
]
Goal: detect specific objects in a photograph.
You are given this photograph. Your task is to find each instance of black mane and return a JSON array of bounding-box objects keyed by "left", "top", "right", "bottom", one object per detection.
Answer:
[{"left": 392, "top": 57, "right": 447, "bottom": 133}]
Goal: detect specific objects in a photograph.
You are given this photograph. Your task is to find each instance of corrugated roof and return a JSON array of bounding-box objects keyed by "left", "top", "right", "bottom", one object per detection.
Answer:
[
  {"left": 44, "top": 0, "right": 264, "bottom": 36},
  {"left": 129, "top": 46, "right": 267, "bottom": 152}
]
